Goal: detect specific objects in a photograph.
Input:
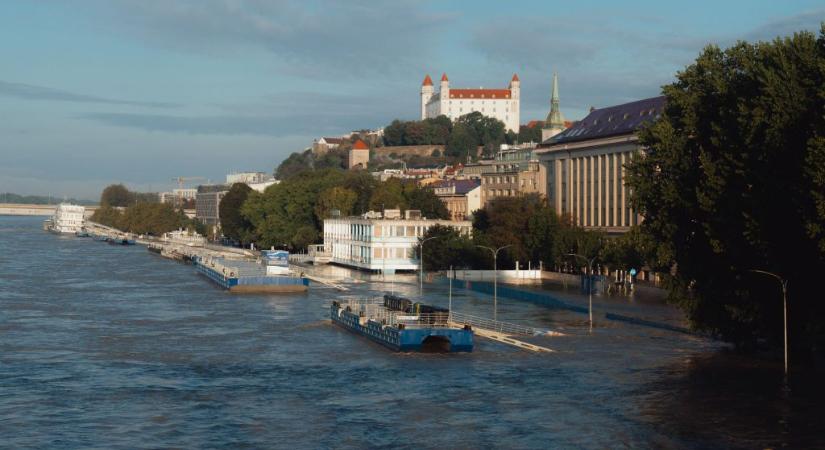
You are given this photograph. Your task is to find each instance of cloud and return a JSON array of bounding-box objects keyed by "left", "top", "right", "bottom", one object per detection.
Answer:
[
  {"left": 101, "top": 0, "right": 455, "bottom": 77},
  {"left": 0, "top": 80, "right": 179, "bottom": 108}
]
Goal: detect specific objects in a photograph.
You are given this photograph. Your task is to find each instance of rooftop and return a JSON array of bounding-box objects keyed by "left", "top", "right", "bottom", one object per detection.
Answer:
[{"left": 544, "top": 96, "right": 666, "bottom": 145}]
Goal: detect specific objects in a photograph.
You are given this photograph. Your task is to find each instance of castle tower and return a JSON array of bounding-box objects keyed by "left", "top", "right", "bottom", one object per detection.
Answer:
[
  {"left": 509, "top": 73, "right": 520, "bottom": 99},
  {"left": 420, "top": 74, "right": 433, "bottom": 120},
  {"left": 439, "top": 73, "right": 449, "bottom": 116},
  {"left": 542, "top": 72, "right": 566, "bottom": 142}
]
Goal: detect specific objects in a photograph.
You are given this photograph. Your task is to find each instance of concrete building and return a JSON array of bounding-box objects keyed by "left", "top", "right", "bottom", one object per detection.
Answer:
[
  {"left": 421, "top": 73, "right": 520, "bottom": 132},
  {"left": 348, "top": 139, "right": 370, "bottom": 169},
  {"left": 323, "top": 211, "right": 472, "bottom": 271},
  {"left": 536, "top": 96, "right": 666, "bottom": 232},
  {"left": 195, "top": 184, "right": 229, "bottom": 226},
  {"left": 160, "top": 188, "right": 197, "bottom": 205},
  {"left": 432, "top": 179, "right": 482, "bottom": 221},
  {"left": 481, "top": 145, "right": 545, "bottom": 206},
  {"left": 226, "top": 171, "right": 270, "bottom": 185}
]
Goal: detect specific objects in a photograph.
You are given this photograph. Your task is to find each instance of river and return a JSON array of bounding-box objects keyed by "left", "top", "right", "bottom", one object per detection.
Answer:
[{"left": 1, "top": 216, "right": 822, "bottom": 449}]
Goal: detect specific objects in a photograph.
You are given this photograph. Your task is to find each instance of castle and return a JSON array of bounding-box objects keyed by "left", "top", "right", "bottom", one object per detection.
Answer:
[{"left": 420, "top": 73, "right": 520, "bottom": 132}]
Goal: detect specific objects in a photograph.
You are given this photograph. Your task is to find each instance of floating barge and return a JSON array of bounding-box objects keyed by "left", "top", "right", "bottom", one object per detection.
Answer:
[
  {"left": 194, "top": 256, "right": 309, "bottom": 293},
  {"left": 330, "top": 294, "right": 474, "bottom": 352}
]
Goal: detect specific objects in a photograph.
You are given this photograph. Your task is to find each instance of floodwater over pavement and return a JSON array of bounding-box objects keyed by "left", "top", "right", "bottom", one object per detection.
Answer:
[{"left": 1, "top": 216, "right": 823, "bottom": 449}]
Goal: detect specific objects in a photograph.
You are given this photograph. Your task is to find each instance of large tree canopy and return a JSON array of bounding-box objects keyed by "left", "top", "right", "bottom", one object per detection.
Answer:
[
  {"left": 219, "top": 183, "right": 254, "bottom": 244},
  {"left": 625, "top": 28, "right": 825, "bottom": 356}
]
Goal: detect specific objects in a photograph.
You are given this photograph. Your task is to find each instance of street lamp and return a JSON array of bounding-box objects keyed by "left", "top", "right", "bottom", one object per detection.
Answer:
[
  {"left": 567, "top": 253, "right": 597, "bottom": 331},
  {"left": 476, "top": 244, "right": 512, "bottom": 321},
  {"left": 749, "top": 269, "right": 789, "bottom": 376},
  {"left": 418, "top": 236, "right": 439, "bottom": 297}
]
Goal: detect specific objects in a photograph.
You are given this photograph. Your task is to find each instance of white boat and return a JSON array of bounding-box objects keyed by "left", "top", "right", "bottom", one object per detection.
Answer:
[{"left": 49, "top": 203, "right": 85, "bottom": 234}]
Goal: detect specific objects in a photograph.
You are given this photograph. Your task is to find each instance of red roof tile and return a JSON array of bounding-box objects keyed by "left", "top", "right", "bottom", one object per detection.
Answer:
[
  {"left": 511, "top": 73, "right": 519, "bottom": 82},
  {"left": 422, "top": 74, "right": 433, "bottom": 86},
  {"left": 449, "top": 89, "right": 511, "bottom": 99},
  {"left": 441, "top": 73, "right": 448, "bottom": 82},
  {"left": 352, "top": 139, "right": 369, "bottom": 150}
]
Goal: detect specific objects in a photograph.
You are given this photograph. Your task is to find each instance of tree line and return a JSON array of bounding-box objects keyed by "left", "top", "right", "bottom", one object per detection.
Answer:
[
  {"left": 219, "top": 169, "right": 450, "bottom": 250},
  {"left": 90, "top": 184, "right": 204, "bottom": 236}
]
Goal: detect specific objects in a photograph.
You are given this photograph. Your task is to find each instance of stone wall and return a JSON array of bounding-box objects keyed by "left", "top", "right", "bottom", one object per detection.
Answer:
[{"left": 374, "top": 145, "right": 446, "bottom": 158}]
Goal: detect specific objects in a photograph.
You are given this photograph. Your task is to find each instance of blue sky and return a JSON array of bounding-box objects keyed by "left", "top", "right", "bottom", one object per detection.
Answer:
[{"left": 1, "top": 0, "right": 822, "bottom": 199}]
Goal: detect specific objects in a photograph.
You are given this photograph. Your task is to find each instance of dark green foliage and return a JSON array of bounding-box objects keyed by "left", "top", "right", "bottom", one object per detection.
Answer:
[
  {"left": 473, "top": 195, "right": 603, "bottom": 269},
  {"left": 274, "top": 148, "right": 349, "bottom": 180},
  {"left": 517, "top": 124, "right": 543, "bottom": 144},
  {"left": 91, "top": 202, "right": 191, "bottom": 236},
  {"left": 100, "top": 184, "right": 133, "bottom": 207},
  {"left": 625, "top": 27, "right": 825, "bottom": 355},
  {"left": 418, "top": 224, "right": 484, "bottom": 270},
  {"left": 99, "top": 184, "right": 157, "bottom": 207},
  {"left": 219, "top": 183, "right": 254, "bottom": 244},
  {"left": 446, "top": 122, "right": 477, "bottom": 160}
]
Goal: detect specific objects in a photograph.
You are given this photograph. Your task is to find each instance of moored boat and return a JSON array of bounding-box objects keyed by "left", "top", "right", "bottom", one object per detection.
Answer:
[
  {"left": 194, "top": 256, "right": 309, "bottom": 293},
  {"left": 330, "top": 294, "right": 474, "bottom": 352}
]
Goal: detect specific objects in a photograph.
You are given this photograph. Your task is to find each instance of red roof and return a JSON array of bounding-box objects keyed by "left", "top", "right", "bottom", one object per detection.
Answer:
[
  {"left": 352, "top": 139, "right": 369, "bottom": 150},
  {"left": 511, "top": 73, "right": 519, "bottom": 82},
  {"left": 441, "top": 73, "right": 448, "bottom": 82},
  {"left": 526, "top": 120, "right": 543, "bottom": 129},
  {"left": 449, "top": 89, "right": 511, "bottom": 99},
  {"left": 422, "top": 74, "right": 433, "bottom": 86}
]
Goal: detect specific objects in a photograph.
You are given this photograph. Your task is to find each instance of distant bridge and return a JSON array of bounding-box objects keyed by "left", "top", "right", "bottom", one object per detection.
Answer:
[{"left": 0, "top": 203, "right": 98, "bottom": 217}]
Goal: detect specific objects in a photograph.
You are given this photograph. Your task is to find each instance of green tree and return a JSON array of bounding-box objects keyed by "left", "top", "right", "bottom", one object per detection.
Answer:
[
  {"left": 446, "top": 122, "right": 476, "bottom": 160},
  {"left": 418, "top": 224, "right": 481, "bottom": 270},
  {"left": 100, "top": 184, "right": 133, "bottom": 207},
  {"left": 625, "top": 28, "right": 825, "bottom": 355},
  {"left": 315, "top": 186, "right": 357, "bottom": 220},
  {"left": 219, "top": 183, "right": 254, "bottom": 244},
  {"left": 383, "top": 119, "right": 406, "bottom": 146}
]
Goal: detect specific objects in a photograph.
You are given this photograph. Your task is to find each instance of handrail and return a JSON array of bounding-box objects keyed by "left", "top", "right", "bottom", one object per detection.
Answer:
[{"left": 448, "top": 311, "right": 540, "bottom": 336}]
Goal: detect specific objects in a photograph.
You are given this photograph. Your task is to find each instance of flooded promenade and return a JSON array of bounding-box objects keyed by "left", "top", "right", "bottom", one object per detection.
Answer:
[{"left": 1, "top": 215, "right": 823, "bottom": 449}]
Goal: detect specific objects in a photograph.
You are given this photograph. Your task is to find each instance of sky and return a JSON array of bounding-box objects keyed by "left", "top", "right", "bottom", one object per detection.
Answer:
[{"left": 1, "top": 1, "right": 823, "bottom": 200}]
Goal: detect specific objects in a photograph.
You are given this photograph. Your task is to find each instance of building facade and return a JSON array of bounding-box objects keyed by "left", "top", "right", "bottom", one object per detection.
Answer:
[
  {"left": 195, "top": 184, "right": 229, "bottom": 226},
  {"left": 421, "top": 73, "right": 520, "bottom": 132},
  {"left": 323, "top": 212, "right": 472, "bottom": 271},
  {"left": 432, "top": 179, "right": 482, "bottom": 221},
  {"left": 536, "top": 96, "right": 666, "bottom": 232},
  {"left": 481, "top": 145, "right": 546, "bottom": 206}
]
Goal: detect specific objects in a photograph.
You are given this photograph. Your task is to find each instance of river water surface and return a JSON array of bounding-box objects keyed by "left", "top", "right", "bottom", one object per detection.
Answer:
[{"left": 1, "top": 216, "right": 822, "bottom": 449}]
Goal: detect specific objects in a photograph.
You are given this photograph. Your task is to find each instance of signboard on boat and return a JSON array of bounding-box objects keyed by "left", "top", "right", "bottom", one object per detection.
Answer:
[{"left": 262, "top": 250, "right": 289, "bottom": 267}]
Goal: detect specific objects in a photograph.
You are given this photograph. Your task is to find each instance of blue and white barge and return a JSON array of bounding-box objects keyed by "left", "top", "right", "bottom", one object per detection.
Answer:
[
  {"left": 331, "top": 294, "right": 473, "bottom": 352},
  {"left": 194, "top": 255, "right": 309, "bottom": 293}
]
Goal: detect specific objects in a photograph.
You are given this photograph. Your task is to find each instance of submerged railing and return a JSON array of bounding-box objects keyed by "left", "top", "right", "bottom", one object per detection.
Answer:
[{"left": 448, "top": 312, "right": 540, "bottom": 336}]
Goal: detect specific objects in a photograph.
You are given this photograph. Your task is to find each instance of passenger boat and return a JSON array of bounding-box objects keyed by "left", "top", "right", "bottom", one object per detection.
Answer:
[
  {"left": 330, "top": 294, "right": 474, "bottom": 352},
  {"left": 47, "top": 203, "right": 85, "bottom": 234}
]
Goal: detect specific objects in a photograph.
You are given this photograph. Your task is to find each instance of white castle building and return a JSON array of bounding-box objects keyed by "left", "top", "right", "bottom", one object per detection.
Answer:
[{"left": 421, "top": 73, "right": 520, "bottom": 132}]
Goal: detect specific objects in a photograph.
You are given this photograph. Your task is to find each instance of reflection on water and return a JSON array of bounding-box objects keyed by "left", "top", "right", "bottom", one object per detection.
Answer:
[{"left": 1, "top": 215, "right": 822, "bottom": 449}]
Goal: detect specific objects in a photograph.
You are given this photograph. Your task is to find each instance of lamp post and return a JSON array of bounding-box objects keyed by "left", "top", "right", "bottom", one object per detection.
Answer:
[
  {"left": 418, "top": 236, "right": 439, "bottom": 297},
  {"left": 749, "top": 269, "right": 789, "bottom": 376},
  {"left": 476, "top": 244, "right": 512, "bottom": 321},
  {"left": 567, "top": 253, "right": 597, "bottom": 331}
]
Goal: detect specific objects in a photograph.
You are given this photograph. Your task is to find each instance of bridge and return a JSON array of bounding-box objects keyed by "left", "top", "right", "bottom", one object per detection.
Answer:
[{"left": 0, "top": 203, "right": 97, "bottom": 217}]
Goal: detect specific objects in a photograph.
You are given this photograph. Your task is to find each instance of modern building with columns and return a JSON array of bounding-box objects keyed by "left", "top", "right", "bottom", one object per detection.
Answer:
[{"left": 535, "top": 96, "right": 666, "bottom": 232}]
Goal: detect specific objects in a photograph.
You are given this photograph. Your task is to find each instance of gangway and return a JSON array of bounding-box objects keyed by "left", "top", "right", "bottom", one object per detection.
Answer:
[{"left": 447, "top": 312, "right": 563, "bottom": 353}]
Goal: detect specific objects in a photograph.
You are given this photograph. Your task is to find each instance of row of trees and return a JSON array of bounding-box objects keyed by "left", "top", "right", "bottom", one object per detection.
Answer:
[
  {"left": 91, "top": 184, "right": 204, "bottom": 236},
  {"left": 99, "top": 184, "right": 158, "bottom": 207},
  {"left": 419, "top": 195, "right": 636, "bottom": 274},
  {"left": 384, "top": 113, "right": 526, "bottom": 159},
  {"left": 219, "top": 169, "right": 449, "bottom": 250}
]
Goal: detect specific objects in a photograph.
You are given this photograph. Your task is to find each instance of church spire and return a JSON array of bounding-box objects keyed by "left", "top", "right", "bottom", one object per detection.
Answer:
[{"left": 542, "top": 73, "right": 566, "bottom": 141}]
